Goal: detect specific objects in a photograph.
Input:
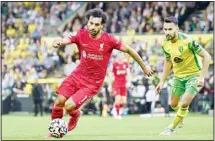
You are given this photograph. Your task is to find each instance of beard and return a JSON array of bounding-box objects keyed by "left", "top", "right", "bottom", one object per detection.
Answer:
[
  {"left": 89, "top": 29, "right": 100, "bottom": 37},
  {"left": 166, "top": 33, "right": 176, "bottom": 40}
]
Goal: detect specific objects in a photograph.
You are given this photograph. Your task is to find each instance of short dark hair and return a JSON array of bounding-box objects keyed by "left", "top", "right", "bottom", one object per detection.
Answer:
[
  {"left": 85, "top": 8, "right": 107, "bottom": 24},
  {"left": 164, "top": 16, "right": 178, "bottom": 25}
]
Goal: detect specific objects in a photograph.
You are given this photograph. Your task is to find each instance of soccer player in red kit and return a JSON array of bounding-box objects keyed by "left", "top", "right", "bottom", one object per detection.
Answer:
[
  {"left": 112, "top": 53, "right": 130, "bottom": 119},
  {"left": 50, "top": 8, "right": 154, "bottom": 136}
]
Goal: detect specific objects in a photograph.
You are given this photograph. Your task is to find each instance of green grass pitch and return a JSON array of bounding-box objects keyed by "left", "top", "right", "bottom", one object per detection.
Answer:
[{"left": 2, "top": 113, "right": 213, "bottom": 140}]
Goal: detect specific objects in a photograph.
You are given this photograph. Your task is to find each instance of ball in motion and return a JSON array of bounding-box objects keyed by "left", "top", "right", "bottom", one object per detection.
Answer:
[{"left": 48, "top": 118, "right": 68, "bottom": 138}]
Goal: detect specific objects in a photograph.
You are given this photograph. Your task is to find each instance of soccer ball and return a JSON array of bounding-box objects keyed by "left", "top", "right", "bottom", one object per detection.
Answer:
[{"left": 48, "top": 118, "right": 68, "bottom": 138}]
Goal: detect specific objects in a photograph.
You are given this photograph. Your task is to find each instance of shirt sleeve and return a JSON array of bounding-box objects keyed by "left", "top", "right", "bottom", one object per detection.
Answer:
[
  {"left": 110, "top": 35, "right": 122, "bottom": 50},
  {"left": 67, "top": 31, "right": 79, "bottom": 44},
  {"left": 189, "top": 40, "right": 203, "bottom": 54},
  {"left": 161, "top": 46, "right": 171, "bottom": 59}
]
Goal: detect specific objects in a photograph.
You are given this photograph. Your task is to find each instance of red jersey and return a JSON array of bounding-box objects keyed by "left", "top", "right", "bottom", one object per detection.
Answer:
[
  {"left": 67, "top": 29, "right": 122, "bottom": 88},
  {"left": 112, "top": 61, "right": 129, "bottom": 87}
]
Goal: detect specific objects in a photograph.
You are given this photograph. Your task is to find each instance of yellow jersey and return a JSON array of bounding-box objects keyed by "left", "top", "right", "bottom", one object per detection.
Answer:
[{"left": 161, "top": 32, "right": 203, "bottom": 78}]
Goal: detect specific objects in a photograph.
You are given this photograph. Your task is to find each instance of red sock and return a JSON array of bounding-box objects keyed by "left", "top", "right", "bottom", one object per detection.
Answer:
[
  {"left": 119, "top": 103, "right": 124, "bottom": 108},
  {"left": 51, "top": 105, "right": 63, "bottom": 120},
  {"left": 67, "top": 109, "right": 80, "bottom": 118},
  {"left": 115, "top": 103, "right": 121, "bottom": 116}
]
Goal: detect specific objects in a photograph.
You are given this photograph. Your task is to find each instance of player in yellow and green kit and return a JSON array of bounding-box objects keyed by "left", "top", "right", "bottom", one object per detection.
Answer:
[{"left": 156, "top": 16, "right": 212, "bottom": 135}]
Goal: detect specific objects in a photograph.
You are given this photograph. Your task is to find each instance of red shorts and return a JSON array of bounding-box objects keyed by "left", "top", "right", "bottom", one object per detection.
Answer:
[
  {"left": 113, "top": 86, "right": 127, "bottom": 96},
  {"left": 56, "top": 75, "right": 100, "bottom": 109}
]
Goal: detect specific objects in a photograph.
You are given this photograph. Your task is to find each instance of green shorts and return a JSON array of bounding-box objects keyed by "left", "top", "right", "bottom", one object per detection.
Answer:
[{"left": 171, "top": 74, "right": 202, "bottom": 97}]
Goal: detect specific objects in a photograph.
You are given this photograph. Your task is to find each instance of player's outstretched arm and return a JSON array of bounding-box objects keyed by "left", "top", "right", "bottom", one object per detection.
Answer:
[
  {"left": 156, "top": 59, "right": 172, "bottom": 93},
  {"left": 197, "top": 48, "right": 212, "bottom": 87},
  {"left": 119, "top": 43, "right": 154, "bottom": 77},
  {"left": 52, "top": 37, "right": 71, "bottom": 48}
]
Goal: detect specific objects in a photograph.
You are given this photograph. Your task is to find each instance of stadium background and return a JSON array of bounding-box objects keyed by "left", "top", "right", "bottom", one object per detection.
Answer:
[
  {"left": 2, "top": 1, "right": 214, "bottom": 116},
  {"left": 1, "top": 0, "right": 214, "bottom": 125},
  {"left": 1, "top": 1, "right": 214, "bottom": 140}
]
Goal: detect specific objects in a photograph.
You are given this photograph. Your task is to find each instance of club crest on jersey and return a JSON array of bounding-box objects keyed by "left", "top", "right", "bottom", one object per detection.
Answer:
[
  {"left": 178, "top": 46, "right": 184, "bottom": 53},
  {"left": 99, "top": 43, "right": 104, "bottom": 51}
]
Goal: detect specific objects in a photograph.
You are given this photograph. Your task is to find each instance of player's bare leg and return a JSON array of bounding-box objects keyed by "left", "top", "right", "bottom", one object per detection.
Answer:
[
  {"left": 47, "top": 94, "right": 67, "bottom": 137},
  {"left": 170, "top": 96, "right": 181, "bottom": 112},
  {"left": 169, "top": 95, "right": 184, "bottom": 128},
  {"left": 160, "top": 95, "right": 181, "bottom": 135},
  {"left": 113, "top": 95, "right": 127, "bottom": 119},
  {"left": 172, "top": 94, "right": 194, "bottom": 127},
  {"left": 120, "top": 96, "right": 127, "bottom": 115},
  {"left": 113, "top": 95, "right": 123, "bottom": 119},
  {"left": 64, "top": 97, "right": 81, "bottom": 132},
  {"left": 160, "top": 94, "right": 194, "bottom": 135},
  {"left": 170, "top": 95, "right": 184, "bottom": 128},
  {"left": 51, "top": 94, "right": 67, "bottom": 119}
]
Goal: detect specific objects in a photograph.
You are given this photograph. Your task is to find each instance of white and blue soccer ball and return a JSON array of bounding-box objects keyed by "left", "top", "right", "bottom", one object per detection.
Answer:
[{"left": 48, "top": 118, "right": 68, "bottom": 138}]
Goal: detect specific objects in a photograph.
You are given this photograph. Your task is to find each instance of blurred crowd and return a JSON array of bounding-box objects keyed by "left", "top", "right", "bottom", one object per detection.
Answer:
[
  {"left": 1, "top": 2, "right": 214, "bottom": 115},
  {"left": 85, "top": 2, "right": 214, "bottom": 34},
  {"left": 2, "top": 2, "right": 82, "bottom": 97}
]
